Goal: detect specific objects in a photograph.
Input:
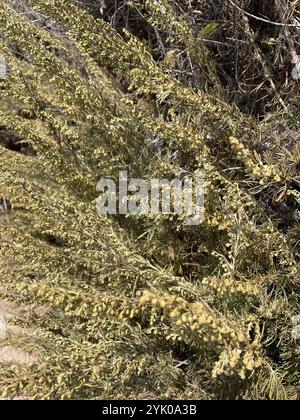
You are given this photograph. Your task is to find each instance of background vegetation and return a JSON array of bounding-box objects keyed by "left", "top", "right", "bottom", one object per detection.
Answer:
[{"left": 0, "top": 0, "right": 299, "bottom": 400}]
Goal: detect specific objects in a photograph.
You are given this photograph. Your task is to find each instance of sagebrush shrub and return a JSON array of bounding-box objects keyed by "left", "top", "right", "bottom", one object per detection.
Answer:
[{"left": 0, "top": 0, "right": 299, "bottom": 400}]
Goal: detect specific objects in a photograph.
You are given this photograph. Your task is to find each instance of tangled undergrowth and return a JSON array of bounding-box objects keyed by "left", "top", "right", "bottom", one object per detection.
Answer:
[{"left": 0, "top": 0, "right": 299, "bottom": 400}]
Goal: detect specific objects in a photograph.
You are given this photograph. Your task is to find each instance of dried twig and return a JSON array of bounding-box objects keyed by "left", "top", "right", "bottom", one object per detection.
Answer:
[{"left": 229, "top": 0, "right": 300, "bottom": 28}]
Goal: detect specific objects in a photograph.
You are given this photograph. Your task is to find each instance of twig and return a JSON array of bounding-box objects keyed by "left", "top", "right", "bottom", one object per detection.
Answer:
[
  {"left": 275, "top": 0, "right": 300, "bottom": 80},
  {"left": 232, "top": 3, "right": 288, "bottom": 111},
  {"left": 229, "top": 0, "right": 300, "bottom": 28}
]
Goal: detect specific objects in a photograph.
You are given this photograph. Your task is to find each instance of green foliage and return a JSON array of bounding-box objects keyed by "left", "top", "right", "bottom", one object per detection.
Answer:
[{"left": 0, "top": 0, "right": 299, "bottom": 400}]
